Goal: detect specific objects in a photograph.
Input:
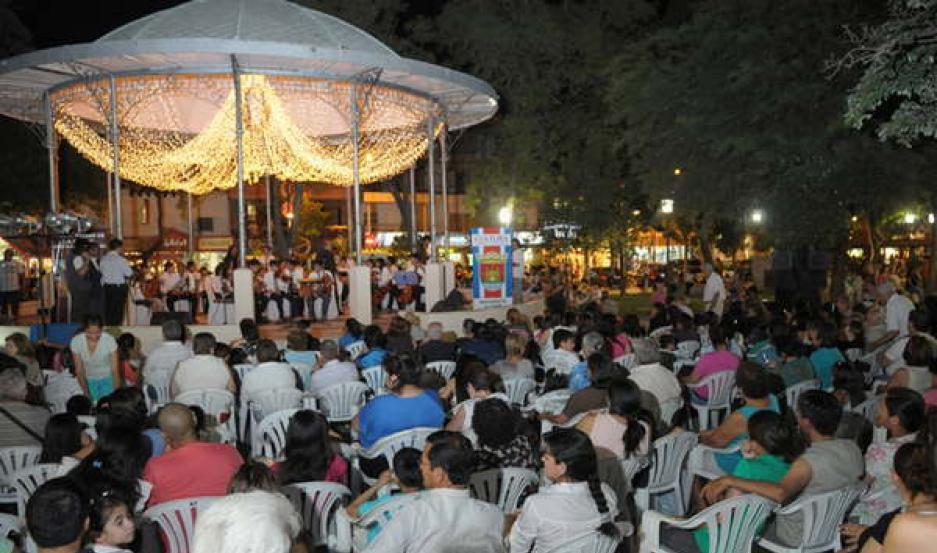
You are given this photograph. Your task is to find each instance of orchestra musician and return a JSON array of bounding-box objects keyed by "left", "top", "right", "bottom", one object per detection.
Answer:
[
  {"left": 261, "top": 260, "right": 285, "bottom": 320},
  {"left": 305, "top": 259, "right": 334, "bottom": 321},
  {"left": 158, "top": 261, "right": 187, "bottom": 312}
]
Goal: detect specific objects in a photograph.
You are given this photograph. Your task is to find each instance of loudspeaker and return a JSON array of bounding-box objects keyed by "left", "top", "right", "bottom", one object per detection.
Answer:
[{"left": 150, "top": 311, "right": 192, "bottom": 326}]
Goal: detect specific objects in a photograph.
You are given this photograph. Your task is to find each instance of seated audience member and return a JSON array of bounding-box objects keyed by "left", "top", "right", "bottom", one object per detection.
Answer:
[
  {"left": 283, "top": 328, "right": 318, "bottom": 367},
  {"left": 882, "top": 309, "right": 936, "bottom": 376},
  {"left": 671, "top": 312, "right": 700, "bottom": 345},
  {"left": 41, "top": 413, "right": 94, "bottom": 477},
  {"left": 353, "top": 355, "right": 445, "bottom": 476},
  {"left": 26, "top": 478, "right": 90, "bottom": 553},
  {"left": 0, "top": 365, "right": 49, "bottom": 446},
  {"left": 473, "top": 398, "right": 537, "bottom": 471},
  {"left": 309, "top": 339, "right": 359, "bottom": 395},
  {"left": 171, "top": 332, "right": 236, "bottom": 397},
  {"left": 490, "top": 332, "right": 535, "bottom": 381},
  {"left": 5, "top": 331, "right": 42, "bottom": 399},
  {"left": 143, "top": 403, "right": 243, "bottom": 507},
  {"left": 227, "top": 460, "right": 280, "bottom": 494},
  {"left": 364, "top": 431, "right": 504, "bottom": 552},
  {"left": 193, "top": 491, "right": 301, "bottom": 553},
  {"left": 770, "top": 336, "right": 816, "bottom": 389},
  {"left": 543, "top": 329, "right": 580, "bottom": 374},
  {"left": 339, "top": 318, "right": 365, "bottom": 349},
  {"left": 142, "top": 319, "right": 193, "bottom": 385},
  {"left": 459, "top": 323, "right": 505, "bottom": 367},
  {"left": 682, "top": 326, "right": 739, "bottom": 397},
  {"left": 346, "top": 448, "right": 425, "bottom": 545},
  {"left": 576, "top": 380, "right": 653, "bottom": 460},
  {"left": 85, "top": 482, "right": 137, "bottom": 553},
  {"left": 386, "top": 316, "right": 415, "bottom": 355},
  {"left": 808, "top": 321, "right": 845, "bottom": 389},
  {"left": 851, "top": 387, "right": 925, "bottom": 525},
  {"left": 446, "top": 366, "right": 510, "bottom": 443},
  {"left": 357, "top": 325, "right": 389, "bottom": 369},
  {"left": 116, "top": 332, "right": 143, "bottom": 388},
  {"left": 418, "top": 322, "right": 458, "bottom": 364},
  {"left": 887, "top": 335, "right": 936, "bottom": 393},
  {"left": 268, "top": 409, "right": 347, "bottom": 485},
  {"left": 240, "top": 339, "right": 299, "bottom": 404},
  {"left": 745, "top": 325, "right": 779, "bottom": 367},
  {"left": 232, "top": 318, "right": 261, "bottom": 359},
  {"left": 702, "top": 390, "right": 864, "bottom": 548},
  {"left": 627, "top": 338, "right": 682, "bottom": 410},
  {"left": 700, "top": 362, "right": 780, "bottom": 473},
  {"left": 569, "top": 332, "right": 607, "bottom": 391},
  {"left": 541, "top": 355, "right": 619, "bottom": 425},
  {"left": 509, "top": 428, "right": 618, "bottom": 553}
]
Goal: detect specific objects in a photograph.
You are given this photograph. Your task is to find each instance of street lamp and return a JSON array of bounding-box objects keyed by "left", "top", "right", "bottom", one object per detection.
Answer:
[
  {"left": 929, "top": 213, "right": 935, "bottom": 224},
  {"left": 904, "top": 212, "right": 917, "bottom": 225},
  {"left": 750, "top": 209, "right": 764, "bottom": 224},
  {"left": 673, "top": 168, "right": 682, "bottom": 176},
  {"left": 660, "top": 199, "right": 674, "bottom": 214},
  {"left": 498, "top": 205, "right": 513, "bottom": 227}
]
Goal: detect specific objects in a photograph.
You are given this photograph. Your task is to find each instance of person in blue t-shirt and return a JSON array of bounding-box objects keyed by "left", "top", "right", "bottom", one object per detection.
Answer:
[
  {"left": 357, "top": 325, "right": 388, "bottom": 370},
  {"left": 353, "top": 354, "right": 445, "bottom": 477},
  {"left": 808, "top": 322, "right": 844, "bottom": 390},
  {"left": 338, "top": 318, "right": 364, "bottom": 349},
  {"left": 345, "top": 447, "right": 424, "bottom": 545}
]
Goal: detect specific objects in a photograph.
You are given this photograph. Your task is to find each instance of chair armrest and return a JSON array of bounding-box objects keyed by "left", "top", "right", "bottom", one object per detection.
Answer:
[
  {"left": 642, "top": 509, "right": 705, "bottom": 548},
  {"left": 693, "top": 444, "right": 741, "bottom": 456},
  {"left": 331, "top": 508, "right": 354, "bottom": 553}
]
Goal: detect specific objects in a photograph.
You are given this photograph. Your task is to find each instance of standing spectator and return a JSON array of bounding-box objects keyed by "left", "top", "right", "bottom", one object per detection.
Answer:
[
  {"left": 702, "top": 262, "right": 726, "bottom": 319},
  {"left": 171, "top": 332, "right": 236, "bottom": 397},
  {"left": 0, "top": 366, "right": 49, "bottom": 446},
  {"left": 512, "top": 238, "right": 525, "bottom": 305},
  {"left": 309, "top": 340, "right": 358, "bottom": 396},
  {"left": 71, "top": 314, "right": 120, "bottom": 402},
  {"left": 869, "top": 281, "right": 915, "bottom": 350},
  {"left": 143, "top": 403, "right": 243, "bottom": 507},
  {"left": 0, "top": 248, "right": 23, "bottom": 323},
  {"left": 65, "top": 239, "right": 95, "bottom": 323},
  {"left": 142, "top": 319, "right": 192, "bottom": 385},
  {"left": 26, "top": 478, "right": 90, "bottom": 553},
  {"left": 100, "top": 239, "right": 133, "bottom": 326}
]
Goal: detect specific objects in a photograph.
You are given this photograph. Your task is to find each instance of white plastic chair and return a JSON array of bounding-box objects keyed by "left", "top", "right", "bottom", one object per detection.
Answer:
[
  {"left": 425, "top": 360, "right": 457, "bottom": 381},
  {"left": 758, "top": 484, "right": 864, "bottom": 553},
  {"left": 649, "top": 326, "right": 673, "bottom": 341},
  {"left": 232, "top": 363, "right": 255, "bottom": 386},
  {"left": 346, "top": 341, "right": 367, "bottom": 360},
  {"left": 545, "top": 531, "right": 620, "bottom": 553},
  {"left": 244, "top": 387, "right": 304, "bottom": 444},
  {"left": 335, "top": 493, "right": 417, "bottom": 553},
  {"left": 635, "top": 431, "right": 698, "bottom": 516},
  {"left": 614, "top": 353, "right": 636, "bottom": 369},
  {"left": 676, "top": 340, "right": 701, "bottom": 360},
  {"left": 175, "top": 389, "right": 237, "bottom": 444},
  {"left": 43, "top": 371, "right": 83, "bottom": 414},
  {"left": 12, "top": 463, "right": 57, "bottom": 517},
  {"left": 686, "top": 371, "right": 736, "bottom": 431},
  {"left": 144, "top": 375, "right": 172, "bottom": 414},
  {"left": 144, "top": 496, "right": 218, "bottom": 553},
  {"left": 526, "top": 389, "right": 573, "bottom": 415},
  {"left": 353, "top": 427, "right": 437, "bottom": 486},
  {"left": 784, "top": 379, "right": 820, "bottom": 411},
  {"left": 134, "top": 303, "right": 152, "bottom": 325},
  {"left": 642, "top": 494, "right": 776, "bottom": 553},
  {"left": 362, "top": 365, "right": 388, "bottom": 396},
  {"left": 658, "top": 396, "right": 684, "bottom": 428},
  {"left": 503, "top": 377, "right": 537, "bottom": 406},
  {"left": 316, "top": 381, "right": 370, "bottom": 423},
  {"left": 0, "top": 446, "right": 42, "bottom": 507},
  {"left": 0, "top": 512, "right": 18, "bottom": 539},
  {"left": 290, "top": 363, "right": 314, "bottom": 392},
  {"left": 687, "top": 444, "right": 740, "bottom": 481},
  {"left": 851, "top": 394, "right": 882, "bottom": 425},
  {"left": 251, "top": 408, "right": 299, "bottom": 459},
  {"left": 468, "top": 468, "right": 539, "bottom": 513},
  {"left": 283, "top": 481, "right": 352, "bottom": 548}
]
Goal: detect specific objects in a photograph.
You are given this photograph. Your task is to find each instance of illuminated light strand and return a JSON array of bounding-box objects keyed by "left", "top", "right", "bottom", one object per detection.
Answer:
[{"left": 51, "top": 74, "right": 440, "bottom": 195}]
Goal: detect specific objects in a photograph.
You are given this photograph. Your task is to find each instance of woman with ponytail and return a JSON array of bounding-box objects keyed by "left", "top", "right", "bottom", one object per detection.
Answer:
[
  {"left": 576, "top": 380, "right": 654, "bottom": 460},
  {"left": 509, "top": 428, "right": 618, "bottom": 552}
]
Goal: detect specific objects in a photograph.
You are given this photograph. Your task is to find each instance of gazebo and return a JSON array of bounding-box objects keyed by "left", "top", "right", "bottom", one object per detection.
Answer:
[{"left": 0, "top": 0, "right": 498, "bottom": 323}]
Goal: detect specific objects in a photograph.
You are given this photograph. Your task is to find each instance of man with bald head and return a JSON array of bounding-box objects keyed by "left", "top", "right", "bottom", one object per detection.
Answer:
[{"left": 142, "top": 403, "right": 243, "bottom": 507}]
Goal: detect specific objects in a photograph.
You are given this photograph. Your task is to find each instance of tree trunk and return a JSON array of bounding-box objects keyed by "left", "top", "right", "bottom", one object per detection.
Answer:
[
  {"left": 289, "top": 182, "right": 304, "bottom": 255},
  {"left": 927, "top": 226, "right": 937, "bottom": 294},
  {"left": 829, "top": 236, "right": 849, "bottom": 300},
  {"left": 383, "top": 176, "right": 413, "bottom": 249},
  {"left": 697, "top": 214, "right": 715, "bottom": 264},
  {"left": 273, "top": 179, "right": 289, "bottom": 259}
]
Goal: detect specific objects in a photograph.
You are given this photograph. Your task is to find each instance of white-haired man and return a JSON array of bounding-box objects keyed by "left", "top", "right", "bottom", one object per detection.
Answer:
[
  {"left": 628, "top": 338, "right": 682, "bottom": 409},
  {"left": 869, "top": 281, "right": 915, "bottom": 351},
  {"left": 309, "top": 339, "right": 359, "bottom": 395},
  {"left": 0, "top": 366, "right": 50, "bottom": 446},
  {"left": 193, "top": 490, "right": 301, "bottom": 553},
  {"left": 418, "top": 322, "right": 457, "bottom": 364}
]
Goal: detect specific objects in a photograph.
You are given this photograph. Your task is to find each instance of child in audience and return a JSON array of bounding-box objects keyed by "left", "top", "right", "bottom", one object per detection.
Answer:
[
  {"left": 86, "top": 488, "right": 136, "bottom": 553},
  {"left": 345, "top": 448, "right": 424, "bottom": 545}
]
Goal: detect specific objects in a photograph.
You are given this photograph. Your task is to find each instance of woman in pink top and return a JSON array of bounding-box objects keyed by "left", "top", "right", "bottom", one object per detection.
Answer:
[
  {"left": 682, "top": 326, "right": 739, "bottom": 399},
  {"left": 268, "top": 410, "right": 348, "bottom": 485},
  {"left": 576, "top": 380, "right": 653, "bottom": 460}
]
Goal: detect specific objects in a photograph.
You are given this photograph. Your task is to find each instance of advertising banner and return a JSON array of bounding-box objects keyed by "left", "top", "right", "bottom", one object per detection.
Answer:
[{"left": 471, "top": 227, "right": 512, "bottom": 309}]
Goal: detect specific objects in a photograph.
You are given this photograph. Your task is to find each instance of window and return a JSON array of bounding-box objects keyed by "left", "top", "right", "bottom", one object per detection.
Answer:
[{"left": 197, "top": 217, "right": 214, "bottom": 232}]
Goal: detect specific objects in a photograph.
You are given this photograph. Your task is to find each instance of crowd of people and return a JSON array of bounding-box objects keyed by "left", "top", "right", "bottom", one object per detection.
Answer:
[{"left": 2, "top": 257, "right": 937, "bottom": 552}]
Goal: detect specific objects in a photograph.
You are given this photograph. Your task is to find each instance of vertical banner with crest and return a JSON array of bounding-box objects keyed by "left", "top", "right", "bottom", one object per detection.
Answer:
[{"left": 471, "top": 227, "right": 512, "bottom": 309}]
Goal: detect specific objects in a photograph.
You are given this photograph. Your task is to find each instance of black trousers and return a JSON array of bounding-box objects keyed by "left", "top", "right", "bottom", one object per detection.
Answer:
[{"left": 103, "top": 284, "right": 128, "bottom": 326}]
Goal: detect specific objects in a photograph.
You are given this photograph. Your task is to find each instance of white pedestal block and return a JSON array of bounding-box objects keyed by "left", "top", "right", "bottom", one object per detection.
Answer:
[
  {"left": 423, "top": 263, "right": 444, "bottom": 313},
  {"left": 443, "top": 261, "right": 455, "bottom": 295},
  {"left": 349, "top": 266, "right": 372, "bottom": 325},
  {"left": 233, "top": 268, "right": 255, "bottom": 324}
]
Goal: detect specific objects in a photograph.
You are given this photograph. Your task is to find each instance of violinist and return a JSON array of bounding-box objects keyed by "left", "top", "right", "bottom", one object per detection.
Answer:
[{"left": 306, "top": 259, "right": 334, "bottom": 321}]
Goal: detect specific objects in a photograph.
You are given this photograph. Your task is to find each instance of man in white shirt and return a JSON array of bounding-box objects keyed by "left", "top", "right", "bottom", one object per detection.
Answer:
[
  {"left": 241, "top": 339, "right": 299, "bottom": 404},
  {"left": 171, "top": 332, "right": 236, "bottom": 397},
  {"left": 702, "top": 262, "right": 726, "bottom": 318},
  {"left": 883, "top": 309, "right": 937, "bottom": 375},
  {"left": 159, "top": 262, "right": 184, "bottom": 312},
  {"left": 0, "top": 249, "right": 24, "bottom": 323},
  {"left": 870, "top": 281, "right": 915, "bottom": 351},
  {"left": 543, "top": 328, "right": 580, "bottom": 374},
  {"left": 143, "top": 319, "right": 193, "bottom": 386},
  {"left": 365, "top": 431, "right": 504, "bottom": 553},
  {"left": 627, "top": 338, "right": 682, "bottom": 409},
  {"left": 100, "top": 239, "right": 133, "bottom": 326},
  {"left": 309, "top": 340, "right": 358, "bottom": 395},
  {"left": 261, "top": 261, "right": 285, "bottom": 320}
]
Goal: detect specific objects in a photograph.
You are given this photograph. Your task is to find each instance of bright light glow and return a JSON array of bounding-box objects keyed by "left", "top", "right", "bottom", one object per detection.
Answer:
[
  {"left": 498, "top": 206, "right": 513, "bottom": 226},
  {"left": 851, "top": 215, "right": 858, "bottom": 222},
  {"left": 52, "top": 74, "right": 436, "bottom": 194},
  {"left": 660, "top": 199, "right": 674, "bottom": 214},
  {"left": 929, "top": 213, "right": 935, "bottom": 224},
  {"left": 750, "top": 209, "right": 764, "bottom": 224},
  {"left": 904, "top": 212, "right": 917, "bottom": 224},
  {"left": 632, "top": 209, "right": 641, "bottom": 216},
  {"left": 673, "top": 168, "right": 682, "bottom": 176}
]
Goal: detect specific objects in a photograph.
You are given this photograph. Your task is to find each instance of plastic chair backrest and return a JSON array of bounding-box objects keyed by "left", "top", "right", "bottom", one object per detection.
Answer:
[
  {"left": 702, "top": 494, "right": 776, "bottom": 553},
  {"left": 0, "top": 512, "right": 17, "bottom": 539},
  {"left": 232, "top": 363, "right": 255, "bottom": 385},
  {"left": 426, "top": 361, "right": 457, "bottom": 381},
  {"left": 659, "top": 396, "right": 684, "bottom": 427},
  {"left": 13, "top": 463, "right": 57, "bottom": 517},
  {"left": 852, "top": 395, "right": 882, "bottom": 424},
  {"left": 252, "top": 408, "right": 299, "bottom": 459},
  {"left": 361, "top": 427, "right": 437, "bottom": 466},
  {"left": 144, "top": 496, "right": 218, "bottom": 553},
  {"left": 647, "top": 432, "right": 697, "bottom": 493},
  {"left": 283, "top": 481, "right": 352, "bottom": 547},
  {"left": 503, "top": 378, "right": 537, "bottom": 406},
  {"left": 290, "top": 363, "right": 314, "bottom": 391},
  {"left": 676, "top": 340, "right": 701, "bottom": 360},
  {"left": 362, "top": 365, "right": 387, "bottom": 395},
  {"left": 620, "top": 455, "right": 650, "bottom": 484},
  {"left": 543, "top": 531, "right": 620, "bottom": 553},
  {"left": 649, "top": 326, "right": 673, "bottom": 341},
  {"left": 776, "top": 484, "right": 863, "bottom": 551},
  {"left": 175, "top": 389, "right": 236, "bottom": 438},
  {"left": 353, "top": 493, "right": 418, "bottom": 546},
  {"left": 346, "top": 341, "right": 367, "bottom": 360},
  {"left": 0, "top": 446, "right": 42, "bottom": 486},
  {"left": 614, "top": 353, "right": 636, "bottom": 369},
  {"left": 468, "top": 468, "right": 539, "bottom": 512},
  {"left": 315, "top": 381, "right": 369, "bottom": 422},
  {"left": 690, "top": 371, "right": 737, "bottom": 408},
  {"left": 145, "top": 375, "right": 172, "bottom": 413},
  {"left": 785, "top": 379, "right": 820, "bottom": 410},
  {"left": 251, "top": 388, "right": 304, "bottom": 422}
]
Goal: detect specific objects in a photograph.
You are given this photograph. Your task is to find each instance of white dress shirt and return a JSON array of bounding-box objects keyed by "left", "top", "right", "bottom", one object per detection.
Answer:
[
  {"left": 627, "top": 363, "right": 682, "bottom": 407},
  {"left": 100, "top": 251, "right": 133, "bottom": 285},
  {"left": 241, "top": 362, "right": 297, "bottom": 403},
  {"left": 171, "top": 354, "right": 232, "bottom": 397},
  {"left": 262, "top": 270, "right": 278, "bottom": 294},
  {"left": 309, "top": 359, "right": 359, "bottom": 395},
  {"left": 365, "top": 488, "right": 504, "bottom": 553},
  {"left": 143, "top": 341, "right": 193, "bottom": 384},
  {"left": 509, "top": 481, "right": 618, "bottom": 553},
  {"left": 703, "top": 272, "right": 726, "bottom": 316},
  {"left": 885, "top": 292, "right": 915, "bottom": 337},
  {"left": 159, "top": 272, "right": 182, "bottom": 294}
]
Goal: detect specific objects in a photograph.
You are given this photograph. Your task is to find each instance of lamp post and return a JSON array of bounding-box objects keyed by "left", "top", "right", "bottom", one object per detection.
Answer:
[
  {"left": 498, "top": 205, "right": 513, "bottom": 227},
  {"left": 750, "top": 209, "right": 764, "bottom": 224}
]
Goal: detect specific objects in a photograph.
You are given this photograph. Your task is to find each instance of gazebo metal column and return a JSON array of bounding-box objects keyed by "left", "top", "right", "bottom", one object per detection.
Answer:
[
  {"left": 426, "top": 114, "right": 436, "bottom": 261},
  {"left": 108, "top": 76, "right": 123, "bottom": 239},
  {"left": 440, "top": 124, "right": 449, "bottom": 254},
  {"left": 232, "top": 59, "right": 246, "bottom": 267},
  {"left": 187, "top": 192, "right": 194, "bottom": 257},
  {"left": 44, "top": 94, "right": 58, "bottom": 213},
  {"left": 351, "top": 84, "right": 363, "bottom": 264},
  {"left": 265, "top": 175, "right": 273, "bottom": 247},
  {"left": 348, "top": 83, "right": 372, "bottom": 323},
  {"left": 409, "top": 167, "right": 416, "bottom": 250}
]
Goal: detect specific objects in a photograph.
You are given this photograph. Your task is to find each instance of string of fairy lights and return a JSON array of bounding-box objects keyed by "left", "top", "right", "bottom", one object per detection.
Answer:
[{"left": 51, "top": 73, "right": 441, "bottom": 195}]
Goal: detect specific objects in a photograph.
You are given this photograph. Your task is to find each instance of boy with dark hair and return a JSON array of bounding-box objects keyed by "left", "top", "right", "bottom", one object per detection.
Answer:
[{"left": 27, "top": 478, "right": 90, "bottom": 553}]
